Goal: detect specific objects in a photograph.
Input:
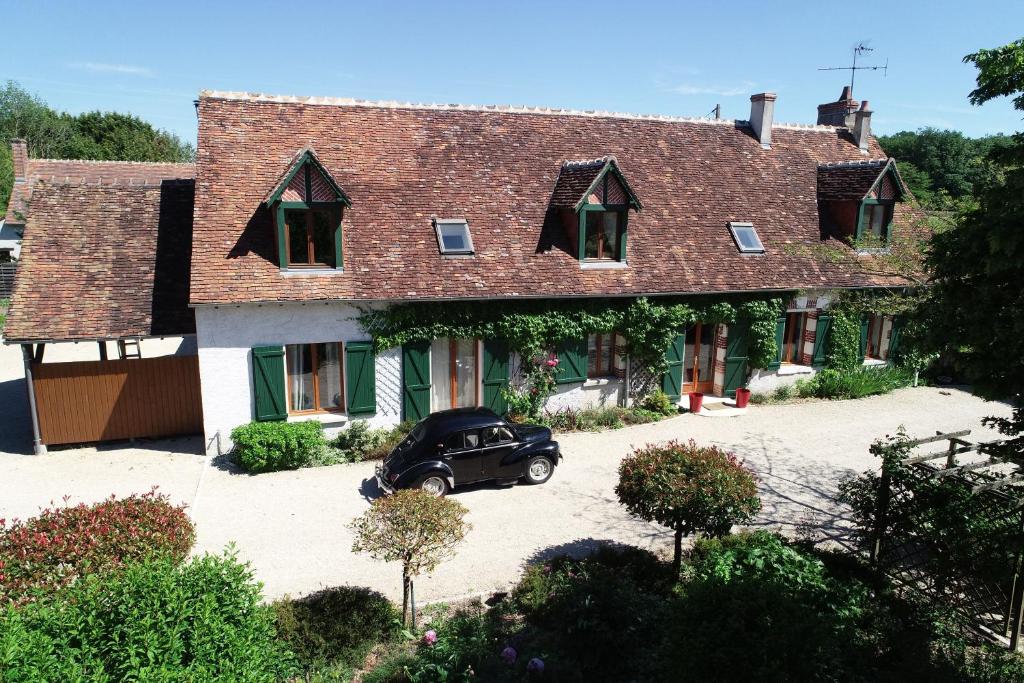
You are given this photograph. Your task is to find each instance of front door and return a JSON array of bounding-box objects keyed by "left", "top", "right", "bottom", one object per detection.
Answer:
[{"left": 682, "top": 323, "right": 717, "bottom": 394}]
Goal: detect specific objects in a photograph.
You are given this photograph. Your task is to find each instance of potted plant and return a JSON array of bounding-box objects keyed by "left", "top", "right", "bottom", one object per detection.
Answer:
[
  {"left": 688, "top": 391, "right": 704, "bottom": 413},
  {"left": 734, "top": 387, "right": 751, "bottom": 409}
]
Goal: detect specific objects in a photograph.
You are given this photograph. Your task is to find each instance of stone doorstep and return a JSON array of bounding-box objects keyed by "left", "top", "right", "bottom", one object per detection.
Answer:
[{"left": 683, "top": 393, "right": 749, "bottom": 418}]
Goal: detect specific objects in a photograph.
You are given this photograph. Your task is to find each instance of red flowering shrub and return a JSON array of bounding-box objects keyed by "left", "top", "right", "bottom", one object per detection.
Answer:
[
  {"left": 0, "top": 489, "right": 195, "bottom": 605},
  {"left": 616, "top": 440, "right": 761, "bottom": 575}
]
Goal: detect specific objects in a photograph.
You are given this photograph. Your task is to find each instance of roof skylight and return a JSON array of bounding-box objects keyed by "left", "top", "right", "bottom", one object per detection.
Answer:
[
  {"left": 728, "top": 222, "right": 764, "bottom": 254},
  {"left": 434, "top": 219, "right": 474, "bottom": 255}
]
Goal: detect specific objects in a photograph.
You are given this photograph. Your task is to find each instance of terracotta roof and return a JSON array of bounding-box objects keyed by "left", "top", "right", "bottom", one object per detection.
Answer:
[
  {"left": 4, "top": 180, "right": 196, "bottom": 342},
  {"left": 817, "top": 159, "right": 905, "bottom": 201},
  {"left": 191, "top": 92, "right": 914, "bottom": 305},
  {"left": 5, "top": 157, "right": 195, "bottom": 224},
  {"left": 550, "top": 156, "right": 642, "bottom": 211}
]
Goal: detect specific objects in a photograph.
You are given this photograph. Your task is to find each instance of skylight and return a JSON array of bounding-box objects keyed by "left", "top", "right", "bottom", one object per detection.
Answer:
[
  {"left": 434, "top": 219, "right": 474, "bottom": 255},
  {"left": 728, "top": 222, "right": 764, "bottom": 254}
]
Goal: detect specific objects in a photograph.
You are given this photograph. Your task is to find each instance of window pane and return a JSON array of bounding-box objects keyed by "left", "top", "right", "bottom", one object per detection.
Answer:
[
  {"left": 444, "top": 432, "right": 465, "bottom": 451},
  {"left": 684, "top": 327, "right": 697, "bottom": 383},
  {"left": 587, "top": 334, "right": 598, "bottom": 376},
  {"left": 438, "top": 223, "right": 469, "bottom": 252},
  {"left": 454, "top": 338, "right": 476, "bottom": 408},
  {"left": 430, "top": 338, "right": 451, "bottom": 411},
  {"left": 696, "top": 325, "right": 715, "bottom": 381},
  {"left": 784, "top": 313, "right": 804, "bottom": 363},
  {"left": 584, "top": 212, "right": 601, "bottom": 259},
  {"left": 310, "top": 209, "right": 336, "bottom": 267},
  {"left": 601, "top": 212, "right": 619, "bottom": 259},
  {"left": 285, "top": 210, "right": 308, "bottom": 265},
  {"left": 316, "top": 343, "right": 343, "bottom": 410},
  {"left": 870, "top": 206, "right": 885, "bottom": 238},
  {"left": 286, "top": 344, "right": 314, "bottom": 411},
  {"left": 464, "top": 430, "right": 480, "bottom": 448}
]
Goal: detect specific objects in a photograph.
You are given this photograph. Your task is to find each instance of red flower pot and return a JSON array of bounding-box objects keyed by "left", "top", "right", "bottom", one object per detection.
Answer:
[
  {"left": 688, "top": 392, "right": 704, "bottom": 413},
  {"left": 734, "top": 388, "right": 751, "bottom": 409}
]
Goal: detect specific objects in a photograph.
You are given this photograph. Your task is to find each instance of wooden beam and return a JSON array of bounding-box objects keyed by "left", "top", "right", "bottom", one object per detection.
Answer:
[
  {"left": 973, "top": 475, "right": 1024, "bottom": 494},
  {"left": 903, "top": 443, "right": 979, "bottom": 465},
  {"left": 931, "top": 456, "right": 1007, "bottom": 479},
  {"left": 904, "top": 430, "right": 972, "bottom": 448}
]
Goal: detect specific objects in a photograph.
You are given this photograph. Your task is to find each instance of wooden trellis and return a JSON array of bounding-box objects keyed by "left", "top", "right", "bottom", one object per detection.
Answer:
[{"left": 869, "top": 430, "right": 1024, "bottom": 651}]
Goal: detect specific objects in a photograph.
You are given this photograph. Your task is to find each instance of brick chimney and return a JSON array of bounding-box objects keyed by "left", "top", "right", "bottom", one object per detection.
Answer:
[
  {"left": 749, "top": 93, "right": 776, "bottom": 148},
  {"left": 816, "top": 86, "right": 859, "bottom": 126},
  {"left": 10, "top": 139, "right": 28, "bottom": 181},
  {"left": 853, "top": 100, "right": 873, "bottom": 152}
]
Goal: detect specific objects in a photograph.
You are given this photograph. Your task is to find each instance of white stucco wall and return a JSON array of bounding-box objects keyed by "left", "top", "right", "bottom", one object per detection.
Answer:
[
  {"left": 546, "top": 378, "right": 625, "bottom": 411},
  {"left": 195, "top": 303, "right": 401, "bottom": 455}
]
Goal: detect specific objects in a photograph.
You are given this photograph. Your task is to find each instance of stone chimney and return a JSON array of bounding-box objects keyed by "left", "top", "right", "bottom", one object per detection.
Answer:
[
  {"left": 10, "top": 139, "right": 28, "bottom": 181},
  {"left": 853, "top": 100, "right": 873, "bottom": 152},
  {"left": 749, "top": 93, "right": 776, "bottom": 148},
  {"left": 816, "top": 86, "right": 859, "bottom": 126}
]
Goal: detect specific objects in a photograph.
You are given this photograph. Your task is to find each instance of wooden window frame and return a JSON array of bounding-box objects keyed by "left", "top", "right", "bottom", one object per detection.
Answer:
[
  {"left": 578, "top": 204, "right": 627, "bottom": 262},
  {"left": 274, "top": 165, "right": 345, "bottom": 270},
  {"left": 286, "top": 342, "right": 345, "bottom": 415},
  {"left": 865, "top": 314, "right": 887, "bottom": 360},
  {"left": 781, "top": 312, "right": 807, "bottom": 365},
  {"left": 588, "top": 332, "right": 617, "bottom": 378}
]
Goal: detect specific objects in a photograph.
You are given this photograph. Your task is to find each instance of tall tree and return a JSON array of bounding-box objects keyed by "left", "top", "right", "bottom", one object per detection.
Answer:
[{"left": 926, "top": 37, "right": 1024, "bottom": 459}]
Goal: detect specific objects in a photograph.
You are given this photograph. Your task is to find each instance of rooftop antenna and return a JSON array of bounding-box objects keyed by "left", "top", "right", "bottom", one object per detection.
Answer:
[{"left": 818, "top": 41, "right": 888, "bottom": 96}]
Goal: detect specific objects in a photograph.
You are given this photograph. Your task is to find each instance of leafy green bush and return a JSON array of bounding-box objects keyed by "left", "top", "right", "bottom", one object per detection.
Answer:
[
  {"left": 796, "top": 365, "right": 914, "bottom": 400},
  {"left": 0, "top": 490, "right": 194, "bottom": 606},
  {"left": 0, "top": 550, "right": 295, "bottom": 681},
  {"left": 541, "top": 405, "right": 665, "bottom": 432},
  {"left": 748, "top": 391, "right": 771, "bottom": 405},
  {"left": 771, "top": 383, "right": 794, "bottom": 401},
  {"left": 273, "top": 586, "right": 400, "bottom": 673},
  {"left": 231, "top": 420, "right": 328, "bottom": 472},
  {"left": 637, "top": 389, "right": 678, "bottom": 416}
]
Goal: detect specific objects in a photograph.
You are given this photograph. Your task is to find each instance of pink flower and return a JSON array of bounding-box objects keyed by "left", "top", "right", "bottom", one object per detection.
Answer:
[
  {"left": 545, "top": 359, "right": 558, "bottom": 367},
  {"left": 527, "top": 657, "right": 545, "bottom": 674},
  {"left": 423, "top": 630, "right": 437, "bottom": 646},
  {"left": 501, "top": 646, "right": 518, "bottom": 664}
]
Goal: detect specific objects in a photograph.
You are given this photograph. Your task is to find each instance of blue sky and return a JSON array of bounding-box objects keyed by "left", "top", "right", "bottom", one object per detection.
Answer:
[{"left": 4, "top": 1, "right": 1023, "bottom": 144}]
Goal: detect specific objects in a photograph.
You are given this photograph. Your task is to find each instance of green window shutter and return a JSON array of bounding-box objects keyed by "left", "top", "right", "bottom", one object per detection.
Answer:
[
  {"left": 887, "top": 317, "right": 904, "bottom": 363},
  {"left": 555, "top": 337, "right": 587, "bottom": 384},
  {"left": 767, "top": 316, "right": 786, "bottom": 370},
  {"left": 252, "top": 346, "right": 287, "bottom": 421},
  {"left": 858, "top": 315, "right": 870, "bottom": 363},
  {"left": 345, "top": 341, "right": 376, "bottom": 415},
  {"left": 723, "top": 319, "right": 750, "bottom": 397},
  {"left": 661, "top": 334, "right": 684, "bottom": 400},
  {"left": 812, "top": 314, "right": 832, "bottom": 368},
  {"left": 482, "top": 340, "right": 510, "bottom": 414},
  {"left": 402, "top": 341, "right": 431, "bottom": 422}
]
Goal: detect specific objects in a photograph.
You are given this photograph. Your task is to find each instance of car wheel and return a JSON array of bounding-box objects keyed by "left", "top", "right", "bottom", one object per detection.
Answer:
[
  {"left": 415, "top": 474, "right": 449, "bottom": 497},
  {"left": 523, "top": 456, "right": 554, "bottom": 485}
]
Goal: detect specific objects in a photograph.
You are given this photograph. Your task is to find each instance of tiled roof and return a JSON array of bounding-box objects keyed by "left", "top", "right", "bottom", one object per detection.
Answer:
[
  {"left": 550, "top": 158, "right": 608, "bottom": 209},
  {"left": 4, "top": 180, "right": 196, "bottom": 342},
  {"left": 191, "top": 92, "right": 914, "bottom": 305},
  {"left": 817, "top": 159, "right": 895, "bottom": 201},
  {"left": 5, "top": 158, "right": 195, "bottom": 224}
]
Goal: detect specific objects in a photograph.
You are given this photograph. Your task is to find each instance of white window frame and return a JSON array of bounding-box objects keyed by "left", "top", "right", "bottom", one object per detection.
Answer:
[
  {"left": 434, "top": 218, "right": 474, "bottom": 255},
  {"left": 727, "top": 222, "right": 765, "bottom": 254}
]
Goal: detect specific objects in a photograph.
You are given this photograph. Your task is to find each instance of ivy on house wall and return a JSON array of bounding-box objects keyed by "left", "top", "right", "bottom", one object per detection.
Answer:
[
  {"left": 824, "top": 289, "right": 928, "bottom": 372},
  {"left": 357, "top": 295, "right": 786, "bottom": 377}
]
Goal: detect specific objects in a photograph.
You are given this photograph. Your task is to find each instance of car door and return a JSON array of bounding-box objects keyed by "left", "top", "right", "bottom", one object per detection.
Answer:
[
  {"left": 441, "top": 429, "right": 483, "bottom": 484},
  {"left": 480, "top": 425, "right": 520, "bottom": 479}
]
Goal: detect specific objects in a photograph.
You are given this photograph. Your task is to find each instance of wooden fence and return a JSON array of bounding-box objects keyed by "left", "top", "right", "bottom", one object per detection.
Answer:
[{"left": 31, "top": 355, "right": 203, "bottom": 445}]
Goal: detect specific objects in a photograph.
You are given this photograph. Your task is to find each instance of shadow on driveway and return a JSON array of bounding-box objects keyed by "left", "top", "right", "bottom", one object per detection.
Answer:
[{"left": 0, "top": 375, "right": 33, "bottom": 455}]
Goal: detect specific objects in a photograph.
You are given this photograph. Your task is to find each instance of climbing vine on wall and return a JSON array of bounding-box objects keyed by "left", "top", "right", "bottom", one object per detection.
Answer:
[
  {"left": 825, "top": 289, "right": 928, "bottom": 372},
  {"left": 357, "top": 295, "right": 786, "bottom": 377}
]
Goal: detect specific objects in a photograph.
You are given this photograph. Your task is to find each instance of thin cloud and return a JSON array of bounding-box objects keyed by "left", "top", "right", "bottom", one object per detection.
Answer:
[
  {"left": 69, "top": 62, "right": 154, "bottom": 77},
  {"left": 658, "top": 78, "right": 756, "bottom": 97}
]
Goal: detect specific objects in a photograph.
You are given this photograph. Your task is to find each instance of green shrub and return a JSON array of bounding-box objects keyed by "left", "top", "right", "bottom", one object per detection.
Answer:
[
  {"left": 0, "top": 490, "right": 194, "bottom": 606},
  {"left": 748, "top": 391, "right": 771, "bottom": 405},
  {"left": 638, "top": 389, "right": 678, "bottom": 416},
  {"left": 231, "top": 420, "right": 328, "bottom": 472},
  {"left": 0, "top": 550, "right": 295, "bottom": 681},
  {"left": 273, "top": 586, "right": 400, "bottom": 673},
  {"left": 332, "top": 421, "right": 415, "bottom": 462},
  {"left": 797, "top": 365, "right": 914, "bottom": 400},
  {"left": 771, "top": 384, "right": 794, "bottom": 401},
  {"left": 541, "top": 405, "right": 668, "bottom": 432}
]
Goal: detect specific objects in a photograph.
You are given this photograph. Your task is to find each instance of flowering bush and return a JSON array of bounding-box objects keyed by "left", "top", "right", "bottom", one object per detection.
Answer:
[
  {"left": 0, "top": 489, "right": 194, "bottom": 605},
  {"left": 616, "top": 440, "right": 761, "bottom": 574},
  {"left": 503, "top": 353, "right": 560, "bottom": 420}
]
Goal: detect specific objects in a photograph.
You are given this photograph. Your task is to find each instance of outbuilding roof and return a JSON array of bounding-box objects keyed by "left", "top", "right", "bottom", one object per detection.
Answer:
[
  {"left": 4, "top": 179, "right": 196, "bottom": 342},
  {"left": 190, "top": 91, "right": 915, "bottom": 305}
]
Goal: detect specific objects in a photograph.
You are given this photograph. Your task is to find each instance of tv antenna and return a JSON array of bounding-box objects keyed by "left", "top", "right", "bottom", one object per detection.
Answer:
[{"left": 818, "top": 42, "right": 888, "bottom": 96}]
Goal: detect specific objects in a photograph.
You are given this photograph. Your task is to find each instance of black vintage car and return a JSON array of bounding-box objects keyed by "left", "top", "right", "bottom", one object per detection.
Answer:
[{"left": 375, "top": 408, "right": 561, "bottom": 496}]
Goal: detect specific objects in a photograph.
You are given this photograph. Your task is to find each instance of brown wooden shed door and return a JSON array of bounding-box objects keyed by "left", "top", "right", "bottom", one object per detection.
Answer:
[{"left": 31, "top": 355, "right": 203, "bottom": 446}]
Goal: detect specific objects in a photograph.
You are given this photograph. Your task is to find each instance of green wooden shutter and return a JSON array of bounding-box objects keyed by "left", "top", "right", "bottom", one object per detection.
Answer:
[
  {"left": 555, "top": 337, "right": 587, "bottom": 384},
  {"left": 661, "top": 334, "right": 685, "bottom": 400},
  {"left": 482, "top": 340, "right": 510, "bottom": 414},
  {"left": 767, "top": 316, "right": 786, "bottom": 370},
  {"left": 402, "top": 341, "right": 431, "bottom": 422},
  {"left": 812, "top": 314, "right": 832, "bottom": 368},
  {"left": 723, "top": 320, "right": 750, "bottom": 397},
  {"left": 887, "top": 316, "right": 904, "bottom": 363},
  {"left": 252, "top": 346, "right": 286, "bottom": 421},
  {"left": 858, "top": 315, "right": 870, "bottom": 363},
  {"left": 345, "top": 341, "right": 376, "bottom": 415}
]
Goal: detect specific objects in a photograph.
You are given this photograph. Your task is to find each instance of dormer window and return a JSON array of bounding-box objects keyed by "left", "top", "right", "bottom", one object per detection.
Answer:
[
  {"left": 550, "top": 156, "right": 642, "bottom": 266},
  {"left": 817, "top": 158, "right": 907, "bottom": 246},
  {"left": 857, "top": 200, "right": 893, "bottom": 241},
  {"left": 434, "top": 219, "right": 474, "bottom": 255},
  {"left": 264, "top": 148, "right": 351, "bottom": 271},
  {"left": 728, "top": 222, "right": 765, "bottom": 253}
]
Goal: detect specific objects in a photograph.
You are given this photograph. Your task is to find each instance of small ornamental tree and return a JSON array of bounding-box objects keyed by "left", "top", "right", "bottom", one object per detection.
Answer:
[
  {"left": 616, "top": 440, "right": 761, "bottom": 575},
  {"left": 349, "top": 490, "right": 469, "bottom": 627}
]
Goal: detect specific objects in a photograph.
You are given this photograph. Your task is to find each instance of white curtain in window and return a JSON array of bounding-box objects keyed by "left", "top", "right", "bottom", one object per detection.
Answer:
[
  {"left": 287, "top": 344, "right": 314, "bottom": 411},
  {"left": 454, "top": 339, "right": 476, "bottom": 408},
  {"left": 430, "top": 338, "right": 451, "bottom": 411},
  {"left": 317, "top": 343, "right": 343, "bottom": 410}
]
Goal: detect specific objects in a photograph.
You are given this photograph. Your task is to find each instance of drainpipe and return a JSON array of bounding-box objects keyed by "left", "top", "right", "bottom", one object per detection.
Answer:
[{"left": 21, "top": 344, "right": 46, "bottom": 455}]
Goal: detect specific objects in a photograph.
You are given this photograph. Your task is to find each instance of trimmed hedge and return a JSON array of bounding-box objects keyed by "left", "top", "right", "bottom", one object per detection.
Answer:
[
  {"left": 231, "top": 420, "right": 328, "bottom": 472},
  {"left": 0, "top": 550, "right": 295, "bottom": 681},
  {"left": 0, "top": 490, "right": 194, "bottom": 606}
]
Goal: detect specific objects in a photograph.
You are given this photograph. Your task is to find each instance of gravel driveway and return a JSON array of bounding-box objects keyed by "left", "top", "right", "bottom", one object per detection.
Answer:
[{"left": 0, "top": 342, "right": 1012, "bottom": 603}]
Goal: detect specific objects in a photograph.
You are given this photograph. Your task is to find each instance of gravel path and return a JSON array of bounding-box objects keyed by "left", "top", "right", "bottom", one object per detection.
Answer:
[{"left": 0, "top": 342, "right": 1012, "bottom": 603}]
